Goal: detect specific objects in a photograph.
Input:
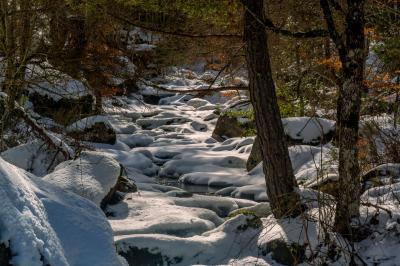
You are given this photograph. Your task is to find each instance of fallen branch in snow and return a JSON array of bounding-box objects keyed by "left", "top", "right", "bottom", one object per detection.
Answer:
[
  {"left": 361, "top": 201, "right": 393, "bottom": 218},
  {"left": 139, "top": 78, "right": 248, "bottom": 94},
  {"left": 14, "top": 104, "right": 72, "bottom": 160}
]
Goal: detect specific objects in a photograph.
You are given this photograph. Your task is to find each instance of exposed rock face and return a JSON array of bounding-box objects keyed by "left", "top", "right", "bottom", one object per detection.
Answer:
[
  {"left": 29, "top": 92, "right": 95, "bottom": 125},
  {"left": 70, "top": 122, "right": 116, "bottom": 144},
  {"left": 118, "top": 246, "right": 182, "bottom": 266},
  {"left": 101, "top": 165, "right": 137, "bottom": 210},
  {"left": 212, "top": 115, "right": 254, "bottom": 142},
  {"left": 260, "top": 239, "right": 305, "bottom": 266}
]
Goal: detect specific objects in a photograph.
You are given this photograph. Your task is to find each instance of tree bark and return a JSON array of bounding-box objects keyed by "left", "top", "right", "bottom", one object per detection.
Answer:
[
  {"left": 242, "top": 0, "right": 302, "bottom": 218},
  {"left": 333, "top": 0, "right": 365, "bottom": 235}
]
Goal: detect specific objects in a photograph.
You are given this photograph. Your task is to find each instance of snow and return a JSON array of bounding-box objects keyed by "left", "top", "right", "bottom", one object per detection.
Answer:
[
  {"left": 0, "top": 157, "right": 123, "bottom": 266},
  {"left": 115, "top": 215, "right": 276, "bottom": 266},
  {"left": 43, "top": 151, "right": 121, "bottom": 207},
  {"left": 108, "top": 191, "right": 225, "bottom": 238}
]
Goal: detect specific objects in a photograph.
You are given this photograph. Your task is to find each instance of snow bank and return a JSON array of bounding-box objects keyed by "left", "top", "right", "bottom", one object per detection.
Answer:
[{"left": 0, "top": 157, "right": 123, "bottom": 266}]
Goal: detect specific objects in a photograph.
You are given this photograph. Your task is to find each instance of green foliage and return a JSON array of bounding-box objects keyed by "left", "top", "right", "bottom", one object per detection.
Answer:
[
  {"left": 235, "top": 214, "right": 263, "bottom": 231},
  {"left": 118, "top": 0, "right": 242, "bottom": 27},
  {"left": 224, "top": 108, "right": 257, "bottom": 136},
  {"left": 224, "top": 108, "right": 254, "bottom": 121},
  {"left": 374, "top": 36, "right": 400, "bottom": 72},
  {"left": 228, "top": 209, "right": 257, "bottom": 218}
]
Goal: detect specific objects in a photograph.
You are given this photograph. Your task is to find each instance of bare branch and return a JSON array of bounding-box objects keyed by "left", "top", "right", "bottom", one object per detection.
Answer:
[{"left": 241, "top": 0, "right": 329, "bottom": 39}]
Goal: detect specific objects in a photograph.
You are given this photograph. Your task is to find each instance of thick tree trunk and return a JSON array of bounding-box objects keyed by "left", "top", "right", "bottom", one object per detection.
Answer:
[
  {"left": 243, "top": 0, "right": 301, "bottom": 218},
  {"left": 334, "top": 0, "right": 365, "bottom": 235}
]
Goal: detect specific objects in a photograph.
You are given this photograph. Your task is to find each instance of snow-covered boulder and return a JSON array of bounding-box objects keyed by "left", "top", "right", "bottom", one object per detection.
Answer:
[
  {"left": 186, "top": 98, "right": 210, "bottom": 109},
  {"left": 282, "top": 117, "right": 335, "bottom": 145},
  {"left": 1, "top": 139, "right": 66, "bottom": 176},
  {"left": 67, "top": 115, "right": 117, "bottom": 144},
  {"left": 0, "top": 157, "right": 124, "bottom": 266},
  {"left": 246, "top": 118, "right": 336, "bottom": 172},
  {"left": 118, "top": 133, "right": 154, "bottom": 148},
  {"left": 43, "top": 151, "right": 136, "bottom": 208},
  {"left": 26, "top": 64, "right": 95, "bottom": 125}
]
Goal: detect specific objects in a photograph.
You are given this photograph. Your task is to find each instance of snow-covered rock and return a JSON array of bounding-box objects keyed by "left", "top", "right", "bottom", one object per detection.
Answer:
[
  {"left": 1, "top": 139, "right": 66, "bottom": 176},
  {"left": 186, "top": 98, "right": 210, "bottom": 108},
  {"left": 43, "top": 151, "right": 124, "bottom": 208},
  {"left": 67, "top": 116, "right": 117, "bottom": 144},
  {"left": 282, "top": 117, "right": 335, "bottom": 145},
  {"left": 118, "top": 133, "right": 154, "bottom": 148}
]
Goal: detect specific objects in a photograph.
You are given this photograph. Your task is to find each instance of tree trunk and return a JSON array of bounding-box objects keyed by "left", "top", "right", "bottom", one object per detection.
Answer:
[
  {"left": 334, "top": 0, "right": 365, "bottom": 235},
  {"left": 243, "top": 0, "right": 301, "bottom": 218}
]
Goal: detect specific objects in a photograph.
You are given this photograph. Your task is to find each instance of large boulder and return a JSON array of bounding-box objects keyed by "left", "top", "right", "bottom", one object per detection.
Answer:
[
  {"left": 43, "top": 150, "right": 136, "bottom": 209},
  {"left": 282, "top": 117, "right": 335, "bottom": 145},
  {"left": 67, "top": 115, "right": 117, "bottom": 144},
  {"left": 212, "top": 101, "right": 255, "bottom": 142},
  {"left": 26, "top": 68, "right": 96, "bottom": 125},
  {"left": 29, "top": 92, "right": 95, "bottom": 125},
  {"left": 212, "top": 114, "right": 253, "bottom": 141}
]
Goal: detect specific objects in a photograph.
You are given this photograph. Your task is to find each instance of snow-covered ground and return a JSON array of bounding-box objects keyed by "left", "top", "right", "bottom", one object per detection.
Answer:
[{"left": 1, "top": 66, "right": 399, "bottom": 265}]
